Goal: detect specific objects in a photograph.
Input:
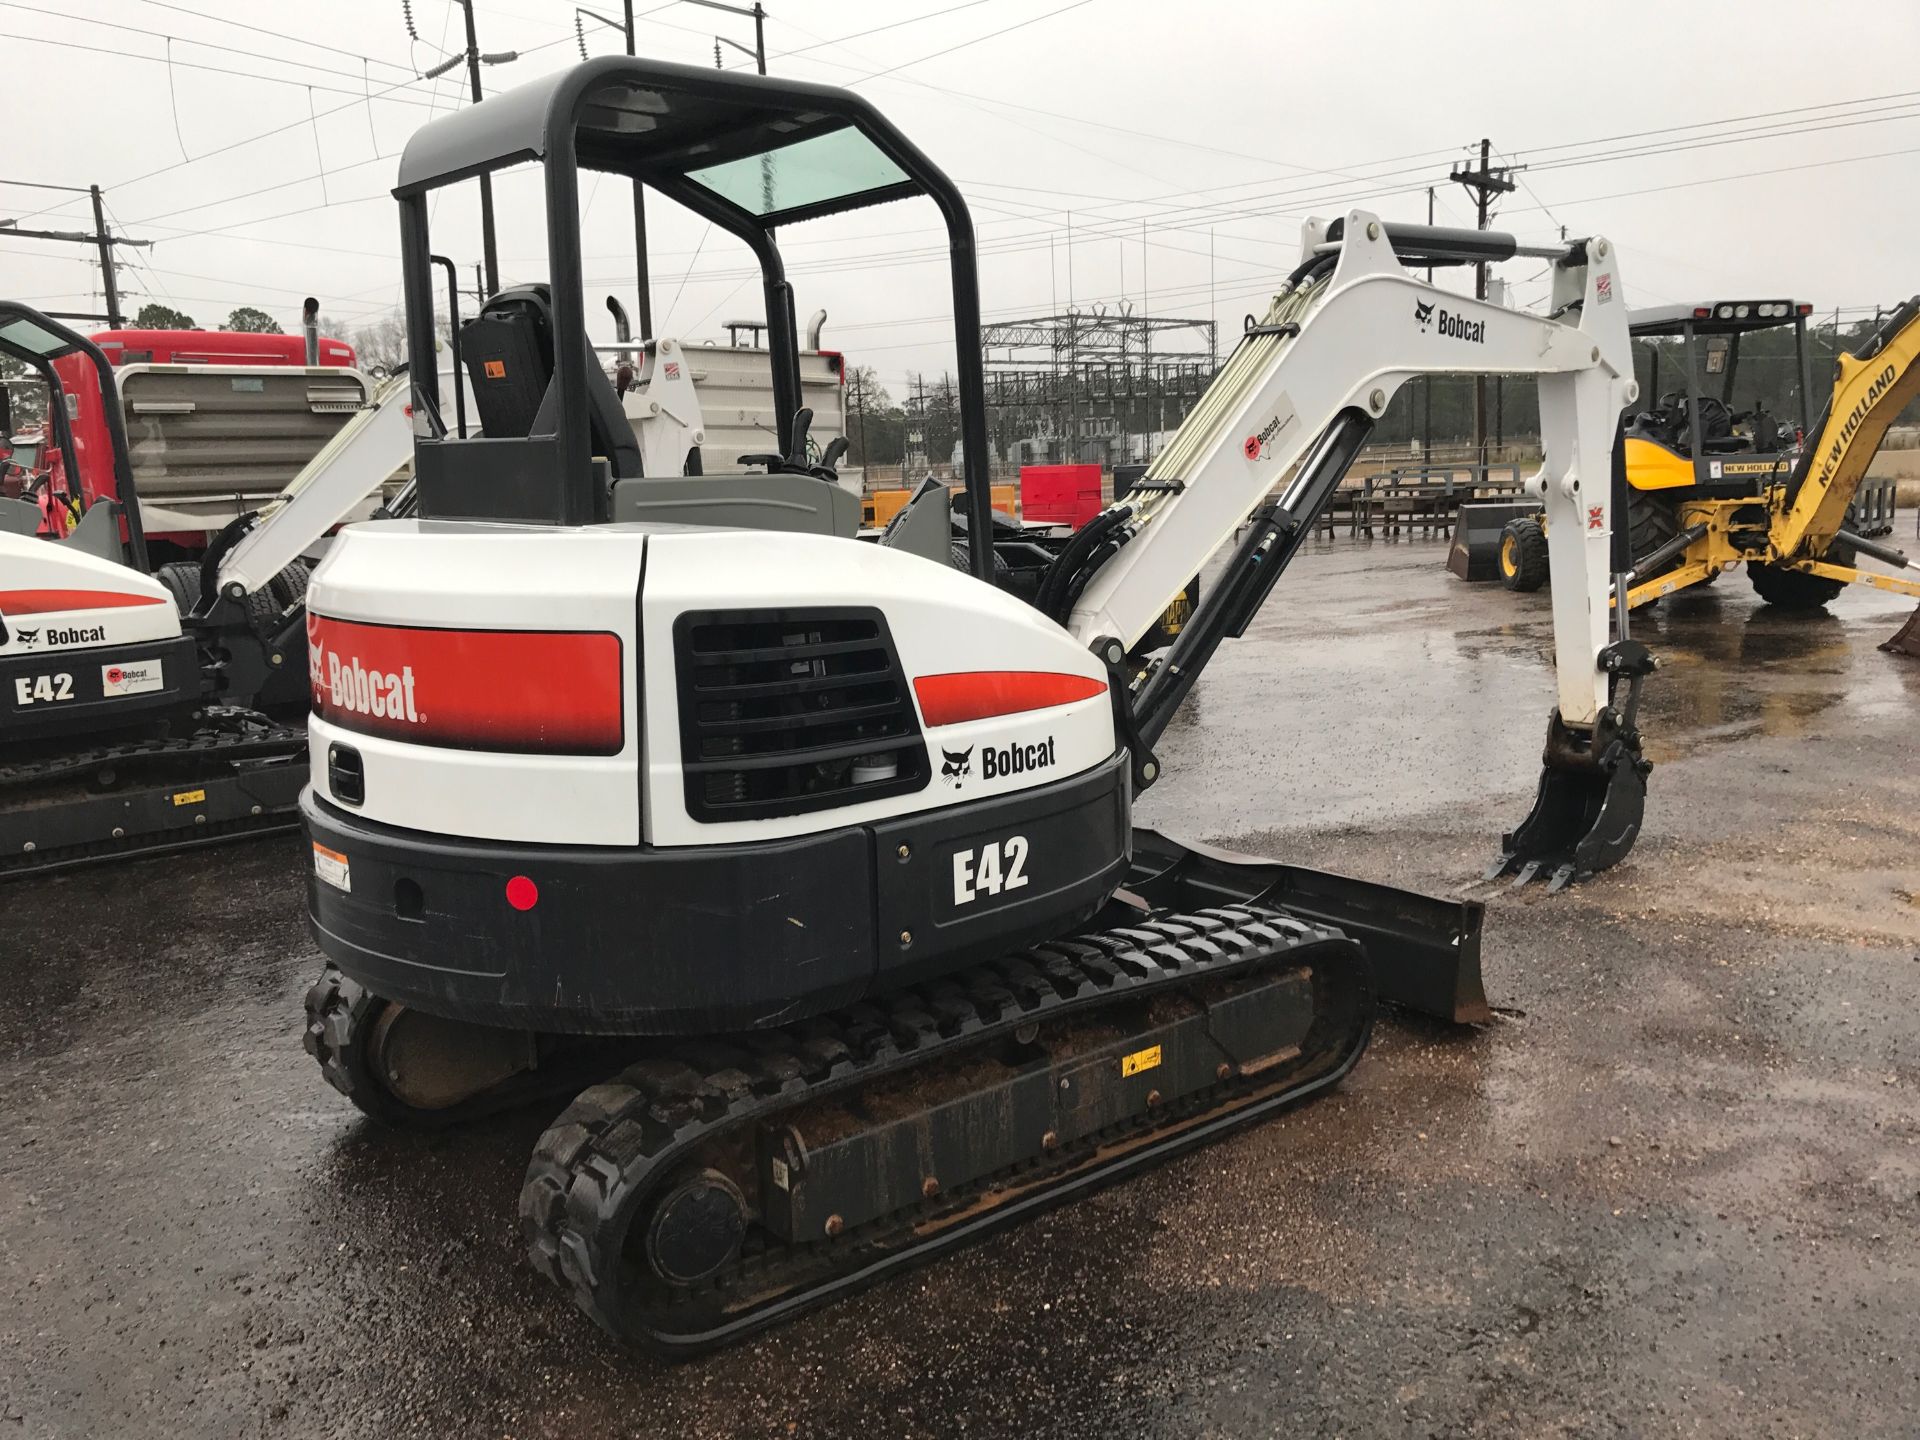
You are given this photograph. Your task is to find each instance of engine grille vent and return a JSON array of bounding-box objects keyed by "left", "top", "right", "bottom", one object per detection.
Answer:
[{"left": 674, "top": 607, "right": 929, "bottom": 821}]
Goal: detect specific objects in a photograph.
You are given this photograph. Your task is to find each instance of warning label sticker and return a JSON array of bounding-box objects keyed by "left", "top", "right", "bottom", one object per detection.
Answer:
[
  {"left": 1121, "top": 1044, "right": 1163, "bottom": 1078},
  {"left": 313, "top": 841, "right": 351, "bottom": 893},
  {"left": 102, "top": 659, "right": 164, "bottom": 697}
]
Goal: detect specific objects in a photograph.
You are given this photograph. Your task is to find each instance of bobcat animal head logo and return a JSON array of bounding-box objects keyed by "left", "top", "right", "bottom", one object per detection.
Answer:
[
  {"left": 12, "top": 628, "right": 39, "bottom": 646},
  {"left": 940, "top": 745, "right": 973, "bottom": 788},
  {"left": 1414, "top": 299, "right": 1435, "bottom": 331}
]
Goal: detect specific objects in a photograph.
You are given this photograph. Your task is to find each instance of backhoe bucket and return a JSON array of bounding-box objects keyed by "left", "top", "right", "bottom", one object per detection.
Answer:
[
  {"left": 1489, "top": 709, "right": 1649, "bottom": 892},
  {"left": 1123, "top": 829, "right": 1490, "bottom": 1024},
  {"left": 1882, "top": 605, "right": 1920, "bottom": 657}
]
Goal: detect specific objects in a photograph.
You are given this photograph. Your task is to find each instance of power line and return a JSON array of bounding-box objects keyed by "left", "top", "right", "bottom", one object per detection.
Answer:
[
  {"left": 776, "top": 0, "right": 1002, "bottom": 58},
  {"left": 0, "top": 23, "right": 464, "bottom": 112},
  {"left": 0, "top": 1, "right": 431, "bottom": 94},
  {"left": 851, "top": 0, "right": 1097, "bottom": 83},
  {"left": 132, "top": 0, "right": 421, "bottom": 77}
]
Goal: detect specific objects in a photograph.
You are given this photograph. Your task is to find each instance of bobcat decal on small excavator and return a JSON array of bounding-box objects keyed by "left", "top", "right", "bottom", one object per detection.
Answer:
[{"left": 940, "top": 745, "right": 973, "bottom": 787}]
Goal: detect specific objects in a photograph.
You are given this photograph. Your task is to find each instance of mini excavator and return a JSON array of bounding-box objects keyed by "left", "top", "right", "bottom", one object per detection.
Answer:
[
  {"left": 298, "top": 58, "right": 1652, "bottom": 1352},
  {"left": 0, "top": 306, "right": 413, "bottom": 875}
]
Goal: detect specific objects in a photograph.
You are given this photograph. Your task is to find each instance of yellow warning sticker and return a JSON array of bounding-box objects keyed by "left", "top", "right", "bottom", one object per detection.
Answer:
[
  {"left": 1121, "top": 1044, "right": 1162, "bottom": 1077},
  {"left": 171, "top": 788, "right": 206, "bottom": 807}
]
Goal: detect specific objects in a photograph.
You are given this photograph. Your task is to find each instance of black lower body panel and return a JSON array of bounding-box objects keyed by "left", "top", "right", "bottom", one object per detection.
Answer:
[
  {"left": 0, "top": 635, "right": 199, "bottom": 742},
  {"left": 302, "top": 749, "right": 1132, "bottom": 1035}
]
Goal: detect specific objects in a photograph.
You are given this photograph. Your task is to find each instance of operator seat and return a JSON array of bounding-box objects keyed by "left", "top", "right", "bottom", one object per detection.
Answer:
[{"left": 461, "top": 285, "right": 642, "bottom": 478}]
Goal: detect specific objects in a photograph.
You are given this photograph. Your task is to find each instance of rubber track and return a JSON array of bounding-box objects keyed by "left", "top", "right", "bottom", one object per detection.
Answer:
[
  {"left": 0, "top": 710, "right": 305, "bottom": 877},
  {"left": 519, "top": 903, "right": 1370, "bottom": 1354},
  {"left": 0, "top": 711, "right": 304, "bottom": 792}
]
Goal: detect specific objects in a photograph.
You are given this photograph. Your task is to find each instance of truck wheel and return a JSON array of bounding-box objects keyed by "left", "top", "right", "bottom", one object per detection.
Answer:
[
  {"left": 269, "top": 558, "right": 311, "bottom": 610},
  {"left": 949, "top": 541, "right": 1011, "bottom": 584},
  {"left": 1498, "top": 518, "right": 1549, "bottom": 592},
  {"left": 153, "top": 561, "right": 205, "bottom": 617}
]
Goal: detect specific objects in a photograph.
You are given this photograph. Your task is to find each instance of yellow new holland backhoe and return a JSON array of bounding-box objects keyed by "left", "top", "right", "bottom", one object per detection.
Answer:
[{"left": 1462, "top": 297, "right": 1920, "bottom": 648}]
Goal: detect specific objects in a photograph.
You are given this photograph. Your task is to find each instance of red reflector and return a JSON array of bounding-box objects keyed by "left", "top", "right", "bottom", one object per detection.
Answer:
[
  {"left": 0, "top": 588, "right": 166, "bottom": 615},
  {"left": 505, "top": 875, "right": 538, "bottom": 911},
  {"left": 1692, "top": 307, "right": 1711, "bottom": 318},
  {"left": 913, "top": 670, "right": 1107, "bottom": 727}
]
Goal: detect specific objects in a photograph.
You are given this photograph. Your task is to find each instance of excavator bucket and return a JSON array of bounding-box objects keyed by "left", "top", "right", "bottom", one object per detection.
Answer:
[
  {"left": 1882, "top": 606, "right": 1920, "bottom": 657},
  {"left": 1488, "top": 705, "right": 1650, "bottom": 893},
  {"left": 1124, "top": 829, "right": 1491, "bottom": 1024}
]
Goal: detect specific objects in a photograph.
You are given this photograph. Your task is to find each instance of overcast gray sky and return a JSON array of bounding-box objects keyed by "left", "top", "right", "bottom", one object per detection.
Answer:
[{"left": 5, "top": 0, "right": 1917, "bottom": 395}]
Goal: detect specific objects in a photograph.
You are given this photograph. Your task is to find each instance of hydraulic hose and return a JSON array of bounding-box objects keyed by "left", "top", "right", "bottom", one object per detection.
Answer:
[{"left": 1036, "top": 505, "right": 1135, "bottom": 626}]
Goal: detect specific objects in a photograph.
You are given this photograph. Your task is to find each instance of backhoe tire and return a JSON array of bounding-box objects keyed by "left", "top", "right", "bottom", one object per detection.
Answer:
[
  {"left": 1627, "top": 491, "right": 1682, "bottom": 577},
  {"left": 1748, "top": 551, "right": 1850, "bottom": 611},
  {"left": 1498, "top": 518, "right": 1550, "bottom": 592}
]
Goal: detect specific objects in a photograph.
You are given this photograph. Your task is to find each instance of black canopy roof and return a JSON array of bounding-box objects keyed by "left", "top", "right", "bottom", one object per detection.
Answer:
[{"left": 395, "top": 55, "right": 937, "bottom": 229}]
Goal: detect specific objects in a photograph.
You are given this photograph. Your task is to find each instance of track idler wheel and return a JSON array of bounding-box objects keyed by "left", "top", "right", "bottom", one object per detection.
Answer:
[
  {"left": 644, "top": 1169, "right": 748, "bottom": 1287},
  {"left": 303, "top": 965, "right": 537, "bottom": 1127}
]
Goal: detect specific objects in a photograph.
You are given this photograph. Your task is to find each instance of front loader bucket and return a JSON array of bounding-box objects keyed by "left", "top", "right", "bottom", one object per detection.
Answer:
[
  {"left": 1123, "top": 829, "right": 1490, "bottom": 1024},
  {"left": 1489, "top": 709, "right": 1649, "bottom": 893},
  {"left": 1882, "top": 605, "right": 1920, "bottom": 657},
  {"left": 1448, "top": 500, "right": 1538, "bottom": 582}
]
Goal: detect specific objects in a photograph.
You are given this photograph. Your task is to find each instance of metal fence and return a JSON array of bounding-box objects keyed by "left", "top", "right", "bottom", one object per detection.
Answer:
[{"left": 1321, "top": 463, "right": 1529, "bottom": 537}]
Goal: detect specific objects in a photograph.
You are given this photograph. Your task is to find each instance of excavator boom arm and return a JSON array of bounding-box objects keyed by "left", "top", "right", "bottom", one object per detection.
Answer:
[
  {"left": 1776, "top": 295, "right": 1920, "bottom": 556},
  {"left": 1066, "top": 212, "right": 1636, "bottom": 731}
]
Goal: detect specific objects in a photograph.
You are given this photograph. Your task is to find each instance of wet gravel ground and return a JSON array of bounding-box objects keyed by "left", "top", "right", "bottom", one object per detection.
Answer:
[{"left": 4, "top": 537, "right": 1917, "bottom": 1439}]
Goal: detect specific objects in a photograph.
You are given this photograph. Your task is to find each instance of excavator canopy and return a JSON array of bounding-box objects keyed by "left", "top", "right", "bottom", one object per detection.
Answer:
[{"left": 392, "top": 57, "right": 998, "bottom": 561}]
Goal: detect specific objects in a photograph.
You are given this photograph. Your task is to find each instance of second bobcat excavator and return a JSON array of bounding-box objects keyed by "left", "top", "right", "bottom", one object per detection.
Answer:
[
  {"left": 0, "top": 305, "right": 414, "bottom": 876},
  {"left": 298, "top": 57, "right": 1651, "bottom": 1352}
]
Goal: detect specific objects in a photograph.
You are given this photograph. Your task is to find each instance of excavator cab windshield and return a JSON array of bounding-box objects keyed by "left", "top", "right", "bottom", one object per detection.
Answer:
[{"left": 391, "top": 56, "right": 998, "bottom": 576}]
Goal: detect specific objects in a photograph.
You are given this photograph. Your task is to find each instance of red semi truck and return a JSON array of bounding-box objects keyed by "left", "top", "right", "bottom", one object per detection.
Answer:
[{"left": 12, "top": 322, "right": 371, "bottom": 557}]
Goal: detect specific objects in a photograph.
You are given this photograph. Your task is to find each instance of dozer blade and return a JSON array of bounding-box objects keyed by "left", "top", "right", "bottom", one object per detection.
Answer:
[
  {"left": 1882, "top": 605, "right": 1920, "bottom": 657},
  {"left": 1489, "top": 707, "right": 1649, "bottom": 892},
  {"left": 1124, "top": 828, "right": 1490, "bottom": 1024}
]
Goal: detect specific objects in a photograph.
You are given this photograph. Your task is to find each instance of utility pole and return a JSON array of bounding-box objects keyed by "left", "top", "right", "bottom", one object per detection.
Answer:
[
  {"left": 1422, "top": 185, "right": 1434, "bottom": 467},
  {"left": 444, "top": 0, "right": 506, "bottom": 296},
  {"left": 1450, "top": 138, "right": 1517, "bottom": 464},
  {"left": 579, "top": 5, "right": 655, "bottom": 336},
  {"left": 88, "top": 186, "right": 122, "bottom": 328},
  {"left": 696, "top": 0, "right": 767, "bottom": 72},
  {"left": 621, "top": 2, "right": 650, "bottom": 337},
  {"left": 0, "top": 183, "right": 153, "bottom": 327},
  {"left": 853, "top": 371, "right": 868, "bottom": 471}
]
